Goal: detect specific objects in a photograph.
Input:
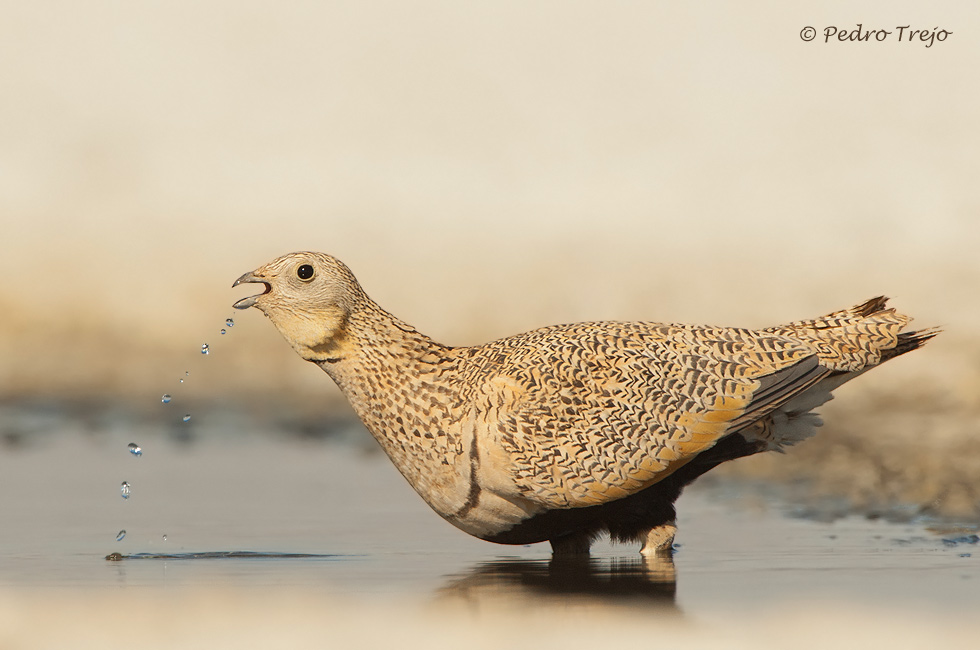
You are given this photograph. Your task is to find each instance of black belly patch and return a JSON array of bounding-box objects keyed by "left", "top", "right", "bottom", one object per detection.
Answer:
[{"left": 484, "top": 433, "right": 765, "bottom": 545}]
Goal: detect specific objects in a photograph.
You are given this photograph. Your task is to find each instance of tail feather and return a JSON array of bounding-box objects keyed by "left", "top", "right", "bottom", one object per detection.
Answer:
[
  {"left": 882, "top": 326, "right": 942, "bottom": 362},
  {"left": 744, "top": 297, "right": 938, "bottom": 453},
  {"left": 764, "top": 296, "right": 937, "bottom": 373},
  {"left": 851, "top": 295, "right": 890, "bottom": 318}
]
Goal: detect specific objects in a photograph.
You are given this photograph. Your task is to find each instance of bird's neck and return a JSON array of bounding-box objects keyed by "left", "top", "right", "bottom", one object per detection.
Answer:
[
  {"left": 319, "top": 296, "right": 453, "bottom": 379},
  {"left": 316, "top": 297, "right": 461, "bottom": 437},
  {"left": 315, "top": 298, "right": 475, "bottom": 513}
]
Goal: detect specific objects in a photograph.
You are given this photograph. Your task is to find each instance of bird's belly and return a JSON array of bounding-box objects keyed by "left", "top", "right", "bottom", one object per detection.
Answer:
[
  {"left": 441, "top": 489, "right": 547, "bottom": 541},
  {"left": 450, "top": 497, "right": 611, "bottom": 545}
]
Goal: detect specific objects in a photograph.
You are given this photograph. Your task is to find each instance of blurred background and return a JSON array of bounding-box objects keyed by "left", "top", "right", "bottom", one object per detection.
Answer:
[{"left": 1, "top": 0, "right": 978, "bottom": 520}]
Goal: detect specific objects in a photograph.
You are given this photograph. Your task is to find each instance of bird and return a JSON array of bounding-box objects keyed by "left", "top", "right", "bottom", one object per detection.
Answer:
[{"left": 232, "top": 252, "right": 938, "bottom": 556}]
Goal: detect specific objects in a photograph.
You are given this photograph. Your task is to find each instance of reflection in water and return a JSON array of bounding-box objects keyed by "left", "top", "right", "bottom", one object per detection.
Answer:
[
  {"left": 100, "top": 548, "right": 677, "bottom": 615},
  {"left": 437, "top": 553, "right": 678, "bottom": 614}
]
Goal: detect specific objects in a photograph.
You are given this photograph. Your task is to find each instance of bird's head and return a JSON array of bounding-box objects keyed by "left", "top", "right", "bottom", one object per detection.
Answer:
[{"left": 232, "top": 252, "right": 363, "bottom": 361}]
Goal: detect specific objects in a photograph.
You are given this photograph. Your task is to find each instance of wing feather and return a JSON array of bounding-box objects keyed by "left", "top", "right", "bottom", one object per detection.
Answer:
[{"left": 483, "top": 322, "right": 830, "bottom": 509}]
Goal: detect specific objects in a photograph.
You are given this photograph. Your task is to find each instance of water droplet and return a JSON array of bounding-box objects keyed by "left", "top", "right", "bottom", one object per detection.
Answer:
[
  {"left": 201, "top": 343, "right": 209, "bottom": 355},
  {"left": 182, "top": 414, "right": 191, "bottom": 423},
  {"left": 220, "top": 328, "right": 227, "bottom": 335},
  {"left": 185, "top": 371, "right": 190, "bottom": 376},
  {"left": 162, "top": 534, "right": 168, "bottom": 542},
  {"left": 128, "top": 442, "right": 142, "bottom": 457},
  {"left": 116, "top": 530, "right": 126, "bottom": 541},
  {"left": 161, "top": 394, "right": 172, "bottom": 404},
  {"left": 225, "top": 318, "right": 234, "bottom": 328},
  {"left": 120, "top": 482, "right": 131, "bottom": 499},
  {"left": 179, "top": 378, "right": 184, "bottom": 383}
]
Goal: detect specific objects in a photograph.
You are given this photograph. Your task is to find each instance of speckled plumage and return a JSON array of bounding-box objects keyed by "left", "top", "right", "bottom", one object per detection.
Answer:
[{"left": 233, "top": 252, "right": 938, "bottom": 555}]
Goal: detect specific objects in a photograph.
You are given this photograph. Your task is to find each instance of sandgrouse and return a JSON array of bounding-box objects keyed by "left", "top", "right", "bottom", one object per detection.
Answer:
[{"left": 233, "top": 252, "right": 937, "bottom": 556}]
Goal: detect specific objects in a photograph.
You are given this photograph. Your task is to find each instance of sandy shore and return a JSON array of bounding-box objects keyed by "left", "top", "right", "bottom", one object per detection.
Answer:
[{"left": 1, "top": 589, "right": 978, "bottom": 650}]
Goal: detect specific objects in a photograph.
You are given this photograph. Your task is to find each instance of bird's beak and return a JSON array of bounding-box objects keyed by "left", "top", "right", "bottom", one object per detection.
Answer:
[{"left": 232, "top": 271, "right": 272, "bottom": 310}]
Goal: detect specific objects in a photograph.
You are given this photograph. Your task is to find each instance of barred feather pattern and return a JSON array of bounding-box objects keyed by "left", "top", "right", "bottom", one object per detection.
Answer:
[{"left": 235, "top": 252, "right": 937, "bottom": 548}]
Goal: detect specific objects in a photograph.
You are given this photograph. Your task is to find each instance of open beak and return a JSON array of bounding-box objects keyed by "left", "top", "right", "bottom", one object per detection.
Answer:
[{"left": 232, "top": 271, "right": 272, "bottom": 310}]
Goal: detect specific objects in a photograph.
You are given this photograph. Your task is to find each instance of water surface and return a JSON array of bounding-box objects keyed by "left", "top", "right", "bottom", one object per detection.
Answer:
[{"left": 0, "top": 430, "right": 976, "bottom": 647}]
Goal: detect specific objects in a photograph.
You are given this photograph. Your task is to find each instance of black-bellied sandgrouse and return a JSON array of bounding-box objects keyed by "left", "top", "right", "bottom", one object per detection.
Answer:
[{"left": 233, "top": 252, "right": 938, "bottom": 555}]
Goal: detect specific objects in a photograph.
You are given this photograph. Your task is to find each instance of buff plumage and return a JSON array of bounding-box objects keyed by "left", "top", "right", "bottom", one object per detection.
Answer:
[{"left": 233, "top": 252, "right": 938, "bottom": 555}]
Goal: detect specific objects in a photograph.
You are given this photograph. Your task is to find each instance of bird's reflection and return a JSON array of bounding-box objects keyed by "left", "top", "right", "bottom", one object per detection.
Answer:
[{"left": 437, "top": 552, "right": 678, "bottom": 614}]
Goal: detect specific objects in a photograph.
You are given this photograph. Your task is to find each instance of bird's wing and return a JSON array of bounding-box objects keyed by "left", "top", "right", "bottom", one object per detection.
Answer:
[{"left": 481, "top": 322, "right": 831, "bottom": 509}]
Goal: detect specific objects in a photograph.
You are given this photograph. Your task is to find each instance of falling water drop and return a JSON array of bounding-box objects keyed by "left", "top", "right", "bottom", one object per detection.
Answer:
[
  {"left": 116, "top": 530, "right": 126, "bottom": 541},
  {"left": 128, "top": 442, "right": 142, "bottom": 457},
  {"left": 182, "top": 414, "right": 191, "bottom": 423},
  {"left": 120, "top": 482, "right": 131, "bottom": 499},
  {"left": 225, "top": 318, "right": 234, "bottom": 328},
  {"left": 201, "top": 343, "right": 210, "bottom": 355},
  {"left": 161, "top": 394, "right": 172, "bottom": 404}
]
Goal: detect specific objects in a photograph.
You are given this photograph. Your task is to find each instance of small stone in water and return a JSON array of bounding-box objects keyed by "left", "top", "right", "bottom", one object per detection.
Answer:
[
  {"left": 201, "top": 343, "right": 209, "bottom": 355},
  {"left": 162, "top": 394, "right": 172, "bottom": 404},
  {"left": 116, "top": 530, "right": 126, "bottom": 541},
  {"left": 225, "top": 318, "right": 234, "bottom": 328},
  {"left": 128, "top": 442, "right": 142, "bottom": 457},
  {"left": 182, "top": 414, "right": 191, "bottom": 423},
  {"left": 120, "top": 482, "right": 131, "bottom": 499}
]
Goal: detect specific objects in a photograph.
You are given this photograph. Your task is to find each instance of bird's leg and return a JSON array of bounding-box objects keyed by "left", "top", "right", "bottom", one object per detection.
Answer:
[
  {"left": 639, "top": 520, "right": 677, "bottom": 557},
  {"left": 549, "top": 532, "right": 593, "bottom": 556}
]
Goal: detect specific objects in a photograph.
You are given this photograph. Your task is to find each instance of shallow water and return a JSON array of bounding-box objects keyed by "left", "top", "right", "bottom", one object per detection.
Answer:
[
  {"left": 2, "top": 432, "right": 977, "bottom": 596},
  {"left": 0, "top": 430, "right": 977, "bottom": 647}
]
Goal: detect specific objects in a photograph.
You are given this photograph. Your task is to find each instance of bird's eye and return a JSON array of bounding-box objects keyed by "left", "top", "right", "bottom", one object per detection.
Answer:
[{"left": 297, "top": 264, "right": 315, "bottom": 281}]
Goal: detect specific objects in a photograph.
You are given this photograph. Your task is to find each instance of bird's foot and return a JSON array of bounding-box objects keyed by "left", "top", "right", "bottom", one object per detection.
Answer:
[
  {"left": 549, "top": 532, "right": 593, "bottom": 557},
  {"left": 639, "top": 520, "right": 677, "bottom": 557}
]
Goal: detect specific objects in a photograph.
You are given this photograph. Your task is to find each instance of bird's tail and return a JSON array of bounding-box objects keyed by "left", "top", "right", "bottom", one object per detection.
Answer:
[
  {"left": 765, "top": 296, "right": 939, "bottom": 374},
  {"left": 881, "top": 326, "right": 942, "bottom": 363}
]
